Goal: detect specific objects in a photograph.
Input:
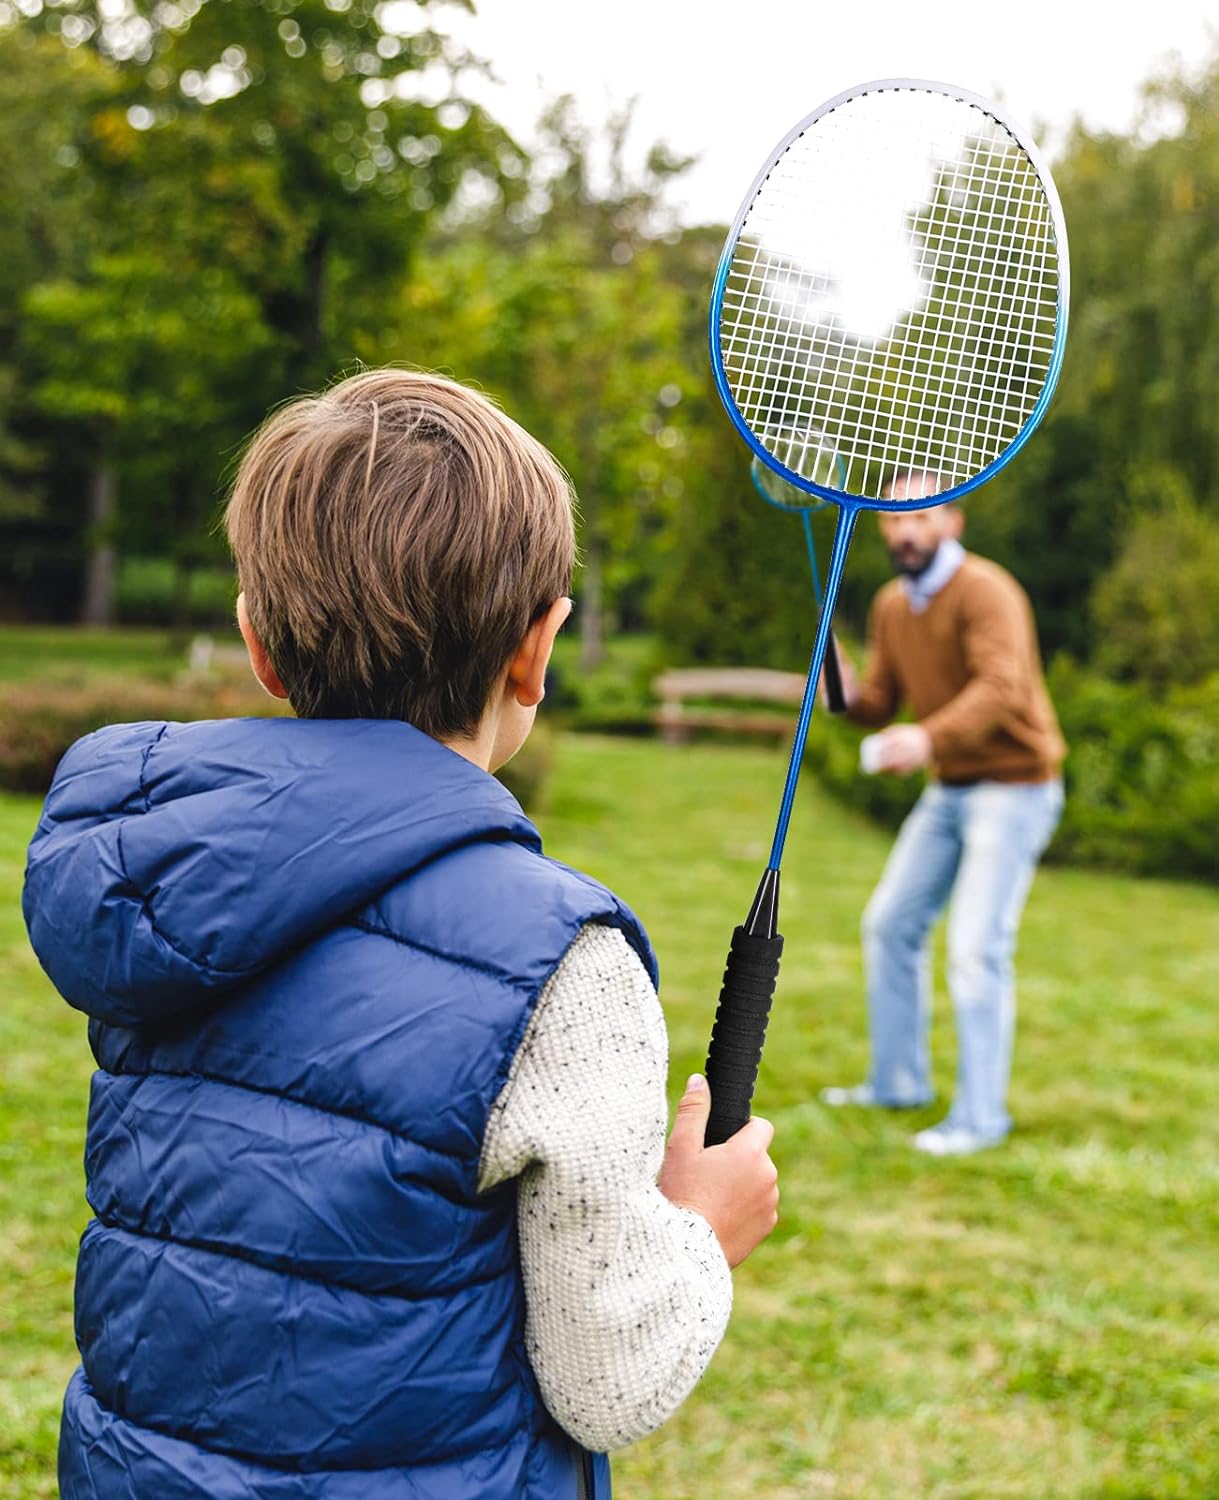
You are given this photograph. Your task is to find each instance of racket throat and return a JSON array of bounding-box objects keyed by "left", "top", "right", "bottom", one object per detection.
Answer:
[
  {"left": 767, "top": 502, "right": 859, "bottom": 869},
  {"left": 744, "top": 867, "right": 781, "bottom": 939}
]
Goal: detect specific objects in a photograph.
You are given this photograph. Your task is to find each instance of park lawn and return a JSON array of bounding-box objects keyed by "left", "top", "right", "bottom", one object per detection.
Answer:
[
  {"left": 3, "top": 733, "right": 1217, "bottom": 1498},
  {"left": 0, "top": 626, "right": 189, "bottom": 684}
]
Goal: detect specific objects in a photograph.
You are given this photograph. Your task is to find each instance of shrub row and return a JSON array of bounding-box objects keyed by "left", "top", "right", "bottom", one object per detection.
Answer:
[
  {"left": 0, "top": 677, "right": 553, "bottom": 813},
  {"left": 0, "top": 678, "right": 290, "bottom": 795},
  {"left": 116, "top": 560, "right": 236, "bottom": 628},
  {"left": 801, "top": 658, "right": 1219, "bottom": 883},
  {"left": 3, "top": 656, "right": 1213, "bottom": 880}
]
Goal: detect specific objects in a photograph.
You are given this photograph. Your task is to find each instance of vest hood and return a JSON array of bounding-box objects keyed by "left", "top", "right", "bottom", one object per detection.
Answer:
[{"left": 24, "top": 717, "right": 542, "bottom": 1029}]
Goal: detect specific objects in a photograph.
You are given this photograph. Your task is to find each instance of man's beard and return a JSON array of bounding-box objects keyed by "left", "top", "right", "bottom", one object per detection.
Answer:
[{"left": 888, "top": 540, "right": 940, "bottom": 578}]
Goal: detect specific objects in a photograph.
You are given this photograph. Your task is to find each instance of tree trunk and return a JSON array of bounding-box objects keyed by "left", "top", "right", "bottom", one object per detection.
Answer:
[
  {"left": 580, "top": 531, "right": 606, "bottom": 671},
  {"left": 81, "top": 460, "right": 117, "bottom": 627}
]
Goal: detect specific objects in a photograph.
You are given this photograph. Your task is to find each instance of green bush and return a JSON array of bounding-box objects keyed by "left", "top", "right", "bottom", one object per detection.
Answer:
[
  {"left": 546, "top": 634, "right": 659, "bottom": 730},
  {"left": 800, "top": 658, "right": 1219, "bottom": 883},
  {"left": 1091, "top": 499, "right": 1219, "bottom": 686},
  {"left": 0, "top": 677, "right": 289, "bottom": 793},
  {"left": 1046, "top": 658, "right": 1219, "bottom": 879},
  {"left": 116, "top": 558, "right": 236, "bottom": 628},
  {"left": 0, "top": 675, "right": 556, "bottom": 814}
]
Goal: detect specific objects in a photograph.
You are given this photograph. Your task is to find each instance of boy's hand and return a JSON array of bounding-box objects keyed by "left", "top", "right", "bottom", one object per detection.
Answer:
[{"left": 658, "top": 1074, "right": 779, "bottom": 1268}]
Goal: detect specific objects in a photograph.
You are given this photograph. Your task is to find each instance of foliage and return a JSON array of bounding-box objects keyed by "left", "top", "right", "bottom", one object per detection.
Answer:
[
  {"left": 1090, "top": 497, "right": 1219, "bottom": 686},
  {"left": 114, "top": 557, "right": 235, "bottom": 626},
  {"left": 546, "top": 631, "right": 661, "bottom": 729},
  {"left": 0, "top": 675, "right": 289, "bottom": 792},
  {"left": 655, "top": 48, "right": 1219, "bottom": 667},
  {"left": 1045, "top": 658, "right": 1219, "bottom": 878},
  {"left": 0, "top": 645, "right": 554, "bottom": 810},
  {"left": 18, "top": 0, "right": 525, "bottom": 381},
  {"left": 799, "top": 655, "right": 1219, "bottom": 883},
  {"left": 0, "top": 32, "right": 110, "bottom": 536},
  {"left": 0, "top": 0, "right": 523, "bottom": 618},
  {"left": 5, "top": 15, "right": 1219, "bottom": 664},
  {"left": 652, "top": 410, "right": 902, "bottom": 667},
  {"left": 5, "top": 736, "right": 1218, "bottom": 1497},
  {"left": 391, "top": 97, "right": 703, "bottom": 666},
  {"left": 957, "top": 58, "right": 1219, "bottom": 660}
]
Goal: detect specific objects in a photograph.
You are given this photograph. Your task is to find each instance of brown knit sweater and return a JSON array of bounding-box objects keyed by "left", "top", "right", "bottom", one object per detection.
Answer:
[{"left": 847, "top": 554, "right": 1066, "bottom": 785}]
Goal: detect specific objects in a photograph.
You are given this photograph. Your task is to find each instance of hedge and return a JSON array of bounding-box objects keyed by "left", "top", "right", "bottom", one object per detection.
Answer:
[
  {"left": 0, "top": 678, "right": 554, "bottom": 813},
  {"left": 800, "top": 658, "right": 1219, "bottom": 883}
]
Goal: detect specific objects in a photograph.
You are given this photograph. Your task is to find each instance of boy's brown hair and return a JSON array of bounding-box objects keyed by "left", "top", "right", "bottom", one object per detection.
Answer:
[{"left": 225, "top": 368, "right": 575, "bottom": 739}]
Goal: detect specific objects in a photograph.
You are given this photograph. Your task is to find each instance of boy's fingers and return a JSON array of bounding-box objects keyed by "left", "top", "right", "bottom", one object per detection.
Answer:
[
  {"left": 741, "top": 1115, "right": 775, "bottom": 1152},
  {"left": 669, "top": 1074, "right": 711, "bottom": 1154}
]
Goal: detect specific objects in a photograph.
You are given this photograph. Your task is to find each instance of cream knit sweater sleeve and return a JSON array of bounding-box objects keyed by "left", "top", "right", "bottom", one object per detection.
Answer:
[{"left": 478, "top": 922, "right": 733, "bottom": 1453}]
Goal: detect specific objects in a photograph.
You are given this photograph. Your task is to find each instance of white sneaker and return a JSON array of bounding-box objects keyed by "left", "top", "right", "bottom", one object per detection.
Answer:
[
  {"left": 819, "top": 1083, "right": 879, "bottom": 1107},
  {"left": 911, "top": 1124, "right": 1006, "bottom": 1157}
]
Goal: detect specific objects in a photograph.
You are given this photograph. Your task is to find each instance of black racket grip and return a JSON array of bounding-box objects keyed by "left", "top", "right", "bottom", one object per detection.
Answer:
[
  {"left": 704, "top": 926, "right": 784, "bottom": 1145},
  {"left": 824, "top": 631, "right": 847, "bottom": 714}
]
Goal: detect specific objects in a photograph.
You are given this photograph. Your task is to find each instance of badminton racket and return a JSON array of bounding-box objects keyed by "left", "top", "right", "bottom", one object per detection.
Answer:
[
  {"left": 749, "top": 431, "right": 847, "bottom": 710},
  {"left": 703, "top": 78, "right": 1069, "bottom": 1144}
]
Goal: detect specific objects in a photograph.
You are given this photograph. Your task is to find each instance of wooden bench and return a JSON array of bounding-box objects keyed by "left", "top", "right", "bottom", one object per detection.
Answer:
[{"left": 652, "top": 667, "right": 808, "bottom": 744}]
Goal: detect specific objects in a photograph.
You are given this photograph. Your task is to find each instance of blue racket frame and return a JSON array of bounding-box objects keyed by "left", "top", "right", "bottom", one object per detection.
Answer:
[
  {"left": 712, "top": 78, "right": 1071, "bottom": 515},
  {"left": 710, "top": 78, "right": 1070, "bottom": 871}
]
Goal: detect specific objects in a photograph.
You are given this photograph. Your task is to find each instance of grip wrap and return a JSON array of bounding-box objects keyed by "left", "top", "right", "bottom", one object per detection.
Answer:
[
  {"left": 704, "top": 926, "right": 783, "bottom": 1145},
  {"left": 824, "top": 631, "right": 847, "bottom": 714}
]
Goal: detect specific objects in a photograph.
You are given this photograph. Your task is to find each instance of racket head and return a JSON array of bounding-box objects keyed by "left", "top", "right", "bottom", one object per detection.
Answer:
[
  {"left": 711, "top": 79, "right": 1070, "bottom": 513},
  {"left": 749, "top": 430, "right": 842, "bottom": 514}
]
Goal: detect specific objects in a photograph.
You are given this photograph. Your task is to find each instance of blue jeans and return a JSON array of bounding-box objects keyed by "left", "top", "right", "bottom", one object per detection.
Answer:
[{"left": 861, "top": 779, "right": 1064, "bottom": 1137}]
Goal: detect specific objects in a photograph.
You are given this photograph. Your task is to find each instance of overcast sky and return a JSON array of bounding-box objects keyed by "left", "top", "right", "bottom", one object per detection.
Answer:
[{"left": 444, "top": 0, "right": 1218, "bottom": 224}]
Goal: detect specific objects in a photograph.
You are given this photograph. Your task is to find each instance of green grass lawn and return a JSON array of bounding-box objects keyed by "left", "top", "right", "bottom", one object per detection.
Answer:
[
  {"left": 0, "top": 626, "right": 190, "bottom": 684},
  {"left": 3, "top": 734, "right": 1217, "bottom": 1498}
]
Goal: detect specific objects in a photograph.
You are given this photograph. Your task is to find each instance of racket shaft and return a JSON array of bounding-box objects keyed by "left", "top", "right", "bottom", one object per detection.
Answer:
[
  {"left": 769, "top": 504, "right": 857, "bottom": 868},
  {"left": 704, "top": 927, "right": 783, "bottom": 1144}
]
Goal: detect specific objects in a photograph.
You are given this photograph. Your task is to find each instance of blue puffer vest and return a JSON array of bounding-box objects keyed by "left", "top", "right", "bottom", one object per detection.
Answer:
[{"left": 24, "top": 717, "right": 657, "bottom": 1500}]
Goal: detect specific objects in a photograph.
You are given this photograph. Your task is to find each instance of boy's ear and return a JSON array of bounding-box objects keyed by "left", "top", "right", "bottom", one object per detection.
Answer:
[
  {"left": 236, "top": 593, "right": 290, "bottom": 701},
  {"left": 507, "top": 597, "right": 573, "bottom": 709}
]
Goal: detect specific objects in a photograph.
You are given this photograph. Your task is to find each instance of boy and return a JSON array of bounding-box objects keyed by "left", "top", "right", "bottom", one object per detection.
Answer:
[{"left": 24, "top": 369, "right": 779, "bottom": 1499}]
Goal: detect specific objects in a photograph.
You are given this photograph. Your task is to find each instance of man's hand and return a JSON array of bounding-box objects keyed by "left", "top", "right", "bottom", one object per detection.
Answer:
[
  {"left": 658, "top": 1075, "right": 779, "bottom": 1268},
  {"left": 819, "top": 640, "right": 858, "bottom": 708},
  {"left": 870, "top": 723, "right": 932, "bottom": 775}
]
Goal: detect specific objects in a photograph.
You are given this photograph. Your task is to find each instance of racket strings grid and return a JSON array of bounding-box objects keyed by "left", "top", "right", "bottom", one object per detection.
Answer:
[{"left": 716, "top": 83, "right": 1064, "bottom": 502}]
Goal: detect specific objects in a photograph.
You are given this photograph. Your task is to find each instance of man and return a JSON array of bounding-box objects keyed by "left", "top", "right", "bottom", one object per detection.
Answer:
[{"left": 821, "top": 469, "right": 1065, "bottom": 1156}]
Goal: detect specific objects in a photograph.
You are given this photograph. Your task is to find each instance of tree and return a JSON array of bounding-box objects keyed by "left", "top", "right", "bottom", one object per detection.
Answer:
[
  {"left": 0, "top": 30, "right": 110, "bottom": 554},
  {"left": 21, "top": 254, "right": 278, "bottom": 622},
  {"left": 961, "top": 51, "right": 1219, "bottom": 658},
  {"left": 27, "top": 0, "right": 526, "bottom": 384},
  {"left": 4, "top": 0, "right": 523, "bottom": 618},
  {"left": 393, "top": 97, "right": 700, "bottom": 668}
]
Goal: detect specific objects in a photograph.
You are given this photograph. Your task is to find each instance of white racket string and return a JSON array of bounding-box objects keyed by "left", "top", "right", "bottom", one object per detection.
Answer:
[{"left": 718, "top": 86, "right": 1061, "bottom": 499}]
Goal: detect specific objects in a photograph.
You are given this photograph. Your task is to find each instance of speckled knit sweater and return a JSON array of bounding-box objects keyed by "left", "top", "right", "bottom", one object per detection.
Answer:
[{"left": 480, "top": 923, "right": 733, "bottom": 1452}]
